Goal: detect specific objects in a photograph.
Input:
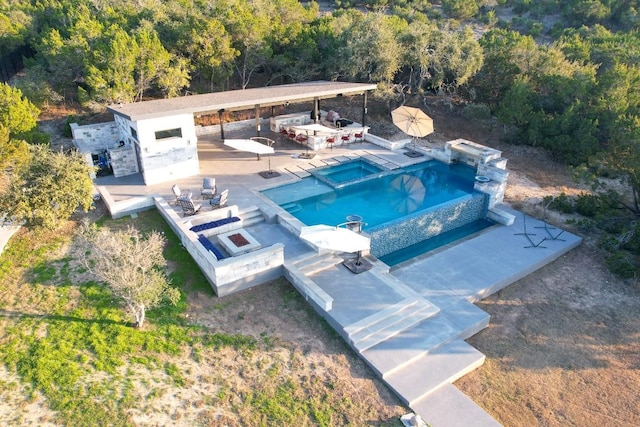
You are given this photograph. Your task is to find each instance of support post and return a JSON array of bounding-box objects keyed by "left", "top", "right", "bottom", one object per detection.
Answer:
[
  {"left": 218, "top": 109, "right": 225, "bottom": 140},
  {"left": 362, "top": 91, "right": 368, "bottom": 127},
  {"left": 255, "top": 104, "right": 261, "bottom": 137}
]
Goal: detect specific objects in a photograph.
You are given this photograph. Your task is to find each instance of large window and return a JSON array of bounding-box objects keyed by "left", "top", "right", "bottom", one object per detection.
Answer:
[{"left": 155, "top": 128, "right": 182, "bottom": 140}]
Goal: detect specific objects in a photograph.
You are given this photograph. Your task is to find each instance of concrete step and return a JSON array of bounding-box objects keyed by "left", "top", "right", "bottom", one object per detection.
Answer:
[
  {"left": 439, "top": 299, "right": 491, "bottom": 340},
  {"left": 347, "top": 300, "right": 440, "bottom": 352},
  {"left": 383, "top": 340, "right": 485, "bottom": 407},
  {"left": 295, "top": 252, "right": 342, "bottom": 275},
  {"left": 362, "top": 302, "right": 488, "bottom": 378},
  {"left": 412, "top": 383, "right": 502, "bottom": 427},
  {"left": 283, "top": 263, "right": 333, "bottom": 312},
  {"left": 239, "top": 207, "right": 265, "bottom": 227},
  {"left": 284, "top": 167, "right": 310, "bottom": 178}
]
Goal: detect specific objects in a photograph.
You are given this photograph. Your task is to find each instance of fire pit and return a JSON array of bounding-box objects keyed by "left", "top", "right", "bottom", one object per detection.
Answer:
[
  {"left": 217, "top": 229, "right": 262, "bottom": 256},
  {"left": 228, "top": 233, "right": 250, "bottom": 247}
]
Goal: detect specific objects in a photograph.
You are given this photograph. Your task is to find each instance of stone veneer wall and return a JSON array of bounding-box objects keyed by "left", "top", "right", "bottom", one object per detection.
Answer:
[
  {"left": 70, "top": 122, "right": 120, "bottom": 150},
  {"left": 369, "top": 193, "right": 488, "bottom": 257},
  {"left": 108, "top": 146, "right": 139, "bottom": 177},
  {"left": 71, "top": 121, "right": 140, "bottom": 178}
]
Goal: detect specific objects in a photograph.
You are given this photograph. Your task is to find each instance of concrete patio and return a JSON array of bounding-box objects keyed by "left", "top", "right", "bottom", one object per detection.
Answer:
[{"left": 93, "top": 126, "right": 582, "bottom": 426}]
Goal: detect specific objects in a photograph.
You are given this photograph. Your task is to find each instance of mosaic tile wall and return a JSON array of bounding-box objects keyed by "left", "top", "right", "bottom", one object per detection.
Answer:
[{"left": 369, "top": 193, "right": 488, "bottom": 257}]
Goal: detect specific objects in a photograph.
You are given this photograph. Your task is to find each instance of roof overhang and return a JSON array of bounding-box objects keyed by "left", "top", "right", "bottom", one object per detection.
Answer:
[{"left": 107, "top": 81, "right": 378, "bottom": 122}]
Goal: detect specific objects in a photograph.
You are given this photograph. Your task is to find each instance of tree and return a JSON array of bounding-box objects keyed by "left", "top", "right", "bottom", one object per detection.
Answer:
[
  {"left": 0, "top": 145, "right": 94, "bottom": 229},
  {"left": 86, "top": 26, "right": 138, "bottom": 103},
  {"left": 179, "top": 17, "right": 237, "bottom": 91},
  {"left": 442, "top": 0, "right": 480, "bottom": 19},
  {"left": 0, "top": 82, "right": 40, "bottom": 137},
  {"left": 331, "top": 11, "right": 402, "bottom": 83},
  {"left": 0, "top": 124, "right": 29, "bottom": 193},
  {"left": 78, "top": 223, "right": 181, "bottom": 328},
  {"left": 0, "top": 124, "right": 29, "bottom": 173}
]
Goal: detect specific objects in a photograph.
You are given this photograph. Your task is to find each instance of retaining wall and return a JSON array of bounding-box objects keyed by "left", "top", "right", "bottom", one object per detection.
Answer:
[{"left": 154, "top": 198, "right": 284, "bottom": 296}]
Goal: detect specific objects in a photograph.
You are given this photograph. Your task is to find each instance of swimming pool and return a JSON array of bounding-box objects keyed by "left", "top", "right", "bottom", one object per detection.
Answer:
[
  {"left": 261, "top": 159, "right": 493, "bottom": 263},
  {"left": 310, "top": 159, "right": 387, "bottom": 188},
  {"left": 264, "top": 160, "right": 478, "bottom": 227}
]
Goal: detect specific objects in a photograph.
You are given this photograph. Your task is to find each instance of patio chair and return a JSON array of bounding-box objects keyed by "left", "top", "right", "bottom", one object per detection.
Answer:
[
  {"left": 171, "top": 184, "right": 190, "bottom": 204},
  {"left": 210, "top": 189, "right": 229, "bottom": 209},
  {"left": 279, "top": 125, "right": 289, "bottom": 143},
  {"left": 325, "top": 134, "right": 337, "bottom": 150},
  {"left": 200, "top": 177, "right": 217, "bottom": 199},
  {"left": 177, "top": 195, "right": 202, "bottom": 216},
  {"left": 354, "top": 129, "right": 364, "bottom": 143},
  {"left": 341, "top": 132, "right": 352, "bottom": 145}
]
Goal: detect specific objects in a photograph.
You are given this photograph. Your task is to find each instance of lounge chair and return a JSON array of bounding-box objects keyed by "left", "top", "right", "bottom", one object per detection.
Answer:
[
  {"left": 200, "top": 177, "right": 217, "bottom": 199},
  {"left": 178, "top": 195, "right": 202, "bottom": 216},
  {"left": 172, "top": 184, "right": 192, "bottom": 203},
  {"left": 210, "top": 189, "right": 229, "bottom": 209}
]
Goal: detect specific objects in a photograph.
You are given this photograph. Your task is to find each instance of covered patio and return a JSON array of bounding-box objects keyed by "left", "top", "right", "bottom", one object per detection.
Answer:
[{"left": 99, "top": 81, "right": 377, "bottom": 185}]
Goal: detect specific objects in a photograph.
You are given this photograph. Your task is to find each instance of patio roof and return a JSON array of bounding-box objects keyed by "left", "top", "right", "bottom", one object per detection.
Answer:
[{"left": 107, "top": 81, "right": 378, "bottom": 122}]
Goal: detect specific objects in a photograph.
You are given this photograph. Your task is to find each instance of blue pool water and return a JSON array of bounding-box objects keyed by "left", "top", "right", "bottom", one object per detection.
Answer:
[
  {"left": 263, "top": 160, "right": 478, "bottom": 228},
  {"left": 311, "top": 159, "right": 386, "bottom": 188},
  {"left": 261, "top": 159, "right": 494, "bottom": 263}
]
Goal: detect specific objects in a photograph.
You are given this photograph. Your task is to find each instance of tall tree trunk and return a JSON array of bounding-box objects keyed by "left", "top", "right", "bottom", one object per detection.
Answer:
[{"left": 135, "top": 303, "right": 146, "bottom": 328}]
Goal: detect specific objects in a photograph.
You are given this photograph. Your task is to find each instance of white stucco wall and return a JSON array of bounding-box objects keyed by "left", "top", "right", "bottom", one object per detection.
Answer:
[{"left": 134, "top": 114, "right": 200, "bottom": 185}]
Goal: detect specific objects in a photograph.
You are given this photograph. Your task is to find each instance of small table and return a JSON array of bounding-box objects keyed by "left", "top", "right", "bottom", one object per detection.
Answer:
[{"left": 217, "top": 229, "right": 262, "bottom": 256}]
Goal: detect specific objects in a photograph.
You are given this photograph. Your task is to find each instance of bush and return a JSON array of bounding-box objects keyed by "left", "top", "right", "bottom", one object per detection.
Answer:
[
  {"left": 604, "top": 252, "right": 638, "bottom": 279},
  {"left": 544, "top": 193, "right": 575, "bottom": 214},
  {"left": 462, "top": 103, "right": 492, "bottom": 121},
  {"left": 574, "top": 192, "right": 601, "bottom": 217},
  {"left": 64, "top": 115, "right": 77, "bottom": 138}
]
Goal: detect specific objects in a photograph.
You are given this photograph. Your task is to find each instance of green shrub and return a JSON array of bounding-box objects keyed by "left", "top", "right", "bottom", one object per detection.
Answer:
[
  {"left": 544, "top": 193, "right": 575, "bottom": 214},
  {"left": 574, "top": 192, "right": 601, "bottom": 217},
  {"left": 604, "top": 252, "right": 638, "bottom": 279},
  {"left": 462, "top": 103, "right": 492, "bottom": 121}
]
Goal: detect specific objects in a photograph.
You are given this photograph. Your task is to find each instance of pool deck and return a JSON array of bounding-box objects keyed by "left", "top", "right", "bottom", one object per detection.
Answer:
[{"left": 94, "top": 129, "right": 582, "bottom": 427}]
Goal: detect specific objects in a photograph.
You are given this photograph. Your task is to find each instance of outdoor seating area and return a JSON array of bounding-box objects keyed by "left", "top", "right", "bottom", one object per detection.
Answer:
[
  {"left": 171, "top": 182, "right": 229, "bottom": 217},
  {"left": 270, "top": 111, "right": 368, "bottom": 151},
  {"left": 153, "top": 197, "right": 285, "bottom": 297}
]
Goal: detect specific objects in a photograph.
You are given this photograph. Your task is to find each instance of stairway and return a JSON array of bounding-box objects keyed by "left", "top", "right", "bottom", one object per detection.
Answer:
[
  {"left": 283, "top": 258, "right": 500, "bottom": 426},
  {"left": 238, "top": 206, "right": 265, "bottom": 227}
]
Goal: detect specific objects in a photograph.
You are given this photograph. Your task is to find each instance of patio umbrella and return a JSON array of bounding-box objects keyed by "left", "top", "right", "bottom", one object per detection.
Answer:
[
  {"left": 299, "top": 225, "right": 370, "bottom": 253},
  {"left": 224, "top": 138, "right": 274, "bottom": 159},
  {"left": 391, "top": 106, "right": 434, "bottom": 156},
  {"left": 390, "top": 174, "right": 426, "bottom": 214},
  {"left": 224, "top": 138, "right": 279, "bottom": 178}
]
